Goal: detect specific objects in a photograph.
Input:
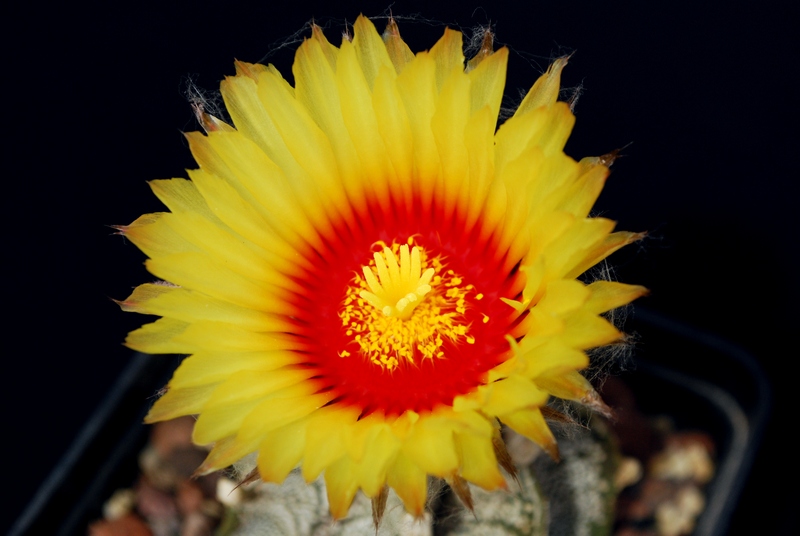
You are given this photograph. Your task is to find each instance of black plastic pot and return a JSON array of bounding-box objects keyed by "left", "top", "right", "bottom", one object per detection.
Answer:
[
  {"left": 9, "top": 308, "right": 769, "bottom": 536},
  {"left": 614, "top": 308, "right": 770, "bottom": 536}
]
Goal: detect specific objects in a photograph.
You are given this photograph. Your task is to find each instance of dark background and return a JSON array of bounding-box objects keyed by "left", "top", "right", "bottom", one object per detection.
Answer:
[{"left": 6, "top": 0, "right": 797, "bottom": 533}]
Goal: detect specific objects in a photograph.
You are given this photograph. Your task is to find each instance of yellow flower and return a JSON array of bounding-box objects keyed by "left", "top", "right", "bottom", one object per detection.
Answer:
[{"left": 118, "top": 15, "right": 646, "bottom": 522}]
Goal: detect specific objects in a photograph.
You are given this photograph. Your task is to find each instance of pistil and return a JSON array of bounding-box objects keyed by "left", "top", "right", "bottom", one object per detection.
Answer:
[{"left": 359, "top": 245, "right": 435, "bottom": 320}]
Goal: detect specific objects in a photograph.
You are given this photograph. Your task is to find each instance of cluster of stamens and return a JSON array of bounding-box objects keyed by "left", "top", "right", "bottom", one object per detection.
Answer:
[{"left": 338, "top": 243, "right": 478, "bottom": 371}]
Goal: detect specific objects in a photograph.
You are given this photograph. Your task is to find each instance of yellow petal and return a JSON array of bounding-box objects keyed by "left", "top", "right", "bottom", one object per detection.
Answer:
[
  {"left": 200, "top": 435, "right": 254, "bottom": 472},
  {"left": 386, "top": 452, "right": 427, "bottom": 516},
  {"left": 535, "top": 369, "right": 593, "bottom": 402},
  {"left": 499, "top": 407, "right": 559, "bottom": 460},
  {"left": 542, "top": 217, "right": 617, "bottom": 279},
  {"left": 145, "top": 383, "right": 217, "bottom": 423},
  {"left": 145, "top": 252, "right": 290, "bottom": 313},
  {"left": 468, "top": 46, "right": 507, "bottom": 119},
  {"left": 293, "top": 34, "right": 367, "bottom": 213},
  {"left": 234, "top": 60, "right": 270, "bottom": 80},
  {"left": 192, "top": 398, "right": 262, "bottom": 445},
  {"left": 557, "top": 160, "right": 608, "bottom": 218},
  {"left": 455, "top": 432, "right": 506, "bottom": 490},
  {"left": 564, "top": 231, "right": 647, "bottom": 279},
  {"left": 561, "top": 311, "right": 622, "bottom": 349},
  {"left": 170, "top": 350, "right": 300, "bottom": 389},
  {"left": 197, "top": 384, "right": 326, "bottom": 446},
  {"left": 373, "top": 65, "right": 414, "bottom": 205},
  {"left": 125, "top": 317, "right": 189, "bottom": 354},
  {"left": 479, "top": 375, "right": 550, "bottom": 416},
  {"left": 429, "top": 28, "right": 464, "bottom": 92},
  {"left": 354, "top": 425, "right": 400, "bottom": 498},
  {"left": 252, "top": 69, "right": 351, "bottom": 224},
  {"left": 118, "top": 284, "right": 294, "bottom": 332},
  {"left": 402, "top": 418, "right": 459, "bottom": 477},
  {"left": 337, "top": 39, "right": 395, "bottom": 212},
  {"left": 585, "top": 281, "right": 650, "bottom": 314},
  {"left": 381, "top": 18, "right": 414, "bottom": 74},
  {"left": 512, "top": 340, "right": 589, "bottom": 379},
  {"left": 120, "top": 213, "right": 194, "bottom": 260},
  {"left": 325, "top": 455, "right": 360, "bottom": 519},
  {"left": 164, "top": 212, "right": 302, "bottom": 290},
  {"left": 256, "top": 418, "right": 307, "bottom": 483},
  {"left": 185, "top": 167, "right": 313, "bottom": 267},
  {"left": 431, "top": 65, "right": 470, "bottom": 219},
  {"left": 352, "top": 15, "right": 394, "bottom": 90},
  {"left": 495, "top": 102, "right": 576, "bottom": 177},
  {"left": 302, "top": 407, "right": 358, "bottom": 482},
  {"left": 535, "top": 279, "right": 590, "bottom": 316},
  {"left": 202, "top": 368, "right": 315, "bottom": 411},
  {"left": 462, "top": 105, "right": 495, "bottom": 230},
  {"left": 396, "top": 52, "right": 439, "bottom": 203},
  {"left": 515, "top": 56, "right": 568, "bottom": 116},
  {"left": 188, "top": 324, "right": 306, "bottom": 354},
  {"left": 219, "top": 74, "right": 284, "bottom": 162},
  {"left": 310, "top": 24, "right": 339, "bottom": 70},
  {"left": 149, "top": 178, "right": 217, "bottom": 221},
  {"left": 187, "top": 131, "right": 329, "bottom": 246},
  {"left": 193, "top": 377, "right": 318, "bottom": 446}
]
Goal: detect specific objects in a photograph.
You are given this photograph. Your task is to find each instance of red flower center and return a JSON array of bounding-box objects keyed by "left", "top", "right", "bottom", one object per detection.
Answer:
[{"left": 293, "top": 197, "right": 524, "bottom": 417}]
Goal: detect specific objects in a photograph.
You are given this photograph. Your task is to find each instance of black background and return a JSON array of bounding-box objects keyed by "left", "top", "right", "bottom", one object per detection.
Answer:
[{"left": 6, "top": 0, "right": 797, "bottom": 533}]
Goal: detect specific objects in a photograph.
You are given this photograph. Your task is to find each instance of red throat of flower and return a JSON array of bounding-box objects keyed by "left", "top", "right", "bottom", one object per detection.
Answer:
[{"left": 296, "top": 196, "right": 523, "bottom": 417}]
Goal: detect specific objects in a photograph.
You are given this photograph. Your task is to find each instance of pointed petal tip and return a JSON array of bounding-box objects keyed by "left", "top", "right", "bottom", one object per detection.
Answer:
[
  {"left": 582, "top": 389, "right": 614, "bottom": 420},
  {"left": 544, "top": 54, "right": 570, "bottom": 80},
  {"left": 142, "top": 406, "right": 163, "bottom": 426},
  {"left": 466, "top": 26, "right": 495, "bottom": 71},
  {"left": 108, "top": 223, "right": 128, "bottom": 236},
  {"left": 112, "top": 296, "right": 132, "bottom": 312},
  {"left": 447, "top": 474, "right": 475, "bottom": 514},
  {"left": 492, "top": 432, "right": 519, "bottom": 485},
  {"left": 309, "top": 19, "right": 328, "bottom": 40},
  {"left": 599, "top": 148, "right": 622, "bottom": 167},
  {"left": 546, "top": 443, "right": 561, "bottom": 463},
  {"left": 371, "top": 486, "right": 389, "bottom": 532},
  {"left": 191, "top": 465, "right": 214, "bottom": 479},
  {"left": 237, "top": 467, "right": 262, "bottom": 488},
  {"left": 553, "top": 53, "right": 572, "bottom": 71},
  {"left": 383, "top": 16, "right": 401, "bottom": 38},
  {"left": 627, "top": 285, "right": 652, "bottom": 301},
  {"left": 310, "top": 21, "right": 325, "bottom": 39},
  {"left": 233, "top": 59, "right": 260, "bottom": 80}
]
